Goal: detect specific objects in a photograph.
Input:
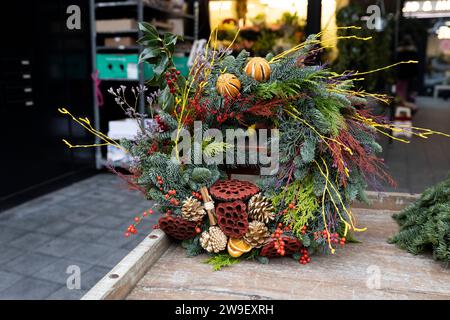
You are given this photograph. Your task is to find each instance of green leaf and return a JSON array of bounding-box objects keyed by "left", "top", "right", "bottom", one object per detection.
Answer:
[
  {"left": 164, "top": 33, "right": 179, "bottom": 47},
  {"left": 139, "top": 48, "right": 161, "bottom": 62},
  {"left": 302, "top": 235, "right": 311, "bottom": 247},
  {"left": 191, "top": 167, "right": 212, "bottom": 183},
  {"left": 204, "top": 253, "right": 240, "bottom": 271},
  {"left": 159, "top": 85, "right": 173, "bottom": 110},
  {"left": 300, "top": 139, "right": 316, "bottom": 163},
  {"left": 138, "top": 22, "right": 159, "bottom": 37},
  {"left": 256, "top": 256, "right": 269, "bottom": 264}
]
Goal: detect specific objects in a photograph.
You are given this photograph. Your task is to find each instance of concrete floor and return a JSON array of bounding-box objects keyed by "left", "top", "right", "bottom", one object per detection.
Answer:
[
  {"left": 0, "top": 96, "right": 448, "bottom": 300},
  {"left": 0, "top": 174, "right": 157, "bottom": 299}
]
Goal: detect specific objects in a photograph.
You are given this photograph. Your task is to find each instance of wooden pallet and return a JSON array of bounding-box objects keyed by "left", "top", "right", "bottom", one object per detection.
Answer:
[{"left": 82, "top": 192, "right": 450, "bottom": 300}]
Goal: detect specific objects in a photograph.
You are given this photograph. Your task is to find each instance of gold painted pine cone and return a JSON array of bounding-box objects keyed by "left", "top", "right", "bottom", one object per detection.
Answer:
[
  {"left": 244, "top": 57, "right": 271, "bottom": 82},
  {"left": 243, "top": 221, "right": 270, "bottom": 248},
  {"left": 181, "top": 196, "right": 206, "bottom": 222},
  {"left": 200, "top": 226, "right": 227, "bottom": 253},
  {"left": 248, "top": 193, "right": 275, "bottom": 223},
  {"left": 216, "top": 73, "right": 241, "bottom": 97}
]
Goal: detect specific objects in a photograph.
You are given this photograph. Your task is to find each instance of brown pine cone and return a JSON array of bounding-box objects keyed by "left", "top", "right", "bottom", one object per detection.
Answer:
[
  {"left": 181, "top": 196, "right": 206, "bottom": 222},
  {"left": 248, "top": 193, "right": 275, "bottom": 223},
  {"left": 243, "top": 221, "right": 270, "bottom": 248}
]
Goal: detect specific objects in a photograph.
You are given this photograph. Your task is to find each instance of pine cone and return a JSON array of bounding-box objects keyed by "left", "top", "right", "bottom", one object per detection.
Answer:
[
  {"left": 200, "top": 226, "right": 227, "bottom": 253},
  {"left": 248, "top": 193, "right": 275, "bottom": 223},
  {"left": 181, "top": 196, "right": 206, "bottom": 222},
  {"left": 243, "top": 221, "right": 270, "bottom": 248}
]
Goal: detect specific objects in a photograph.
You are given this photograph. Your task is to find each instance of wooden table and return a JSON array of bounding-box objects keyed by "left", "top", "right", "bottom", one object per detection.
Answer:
[
  {"left": 125, "top": 208, "right": 450, "bottom": 300},
  {"left": 83, "top": 192, "right": 450, "bottom": 300}
]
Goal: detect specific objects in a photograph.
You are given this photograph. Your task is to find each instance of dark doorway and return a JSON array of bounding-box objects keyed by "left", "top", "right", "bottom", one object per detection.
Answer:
[{"left": 0, "top": 0, "right": 95, "bottom": 210}]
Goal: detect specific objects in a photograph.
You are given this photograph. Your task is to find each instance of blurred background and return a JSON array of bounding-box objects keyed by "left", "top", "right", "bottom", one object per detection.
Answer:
[{"left": 0, "top": 0, "right": 449, "bottom": 299}]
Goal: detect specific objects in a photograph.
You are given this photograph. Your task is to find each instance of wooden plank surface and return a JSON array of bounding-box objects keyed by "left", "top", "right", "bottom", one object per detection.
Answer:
[
  {"left": 82, "top": 229, "right": 170, "bottom": 300},
  {"left": 126, "top": 208, "right": 450, "bottom": 300}
]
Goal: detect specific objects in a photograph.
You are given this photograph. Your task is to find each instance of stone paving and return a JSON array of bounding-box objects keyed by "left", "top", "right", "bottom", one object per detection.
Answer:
[
  {"left": 377, "top": 96, "right": 450, "bottom": 194},
  {"left": 0, "top": 174, "right": 158, "bottom": 299}
]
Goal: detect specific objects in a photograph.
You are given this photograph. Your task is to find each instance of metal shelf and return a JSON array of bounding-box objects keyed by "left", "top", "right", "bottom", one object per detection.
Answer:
[
  {"left": 95, "top": 1, "right": 137, "bottom": 8},
  {"left": 97, "top": 45, "right": 140, "bottom": 51},
  {"left": 96, "top": 1, "right": 194, "bottom": 19},
  {"left": 96, "top": 29, "right": 139, "bottom": 35},
  {"left": 90, "top": 0, "right": 199, "bottom": 169},
  {"left": 98, "top": 78, "right": 140, "bottom": 81},
  {"left": 144, "top": 3, "right": 194, "bottom": 19}
]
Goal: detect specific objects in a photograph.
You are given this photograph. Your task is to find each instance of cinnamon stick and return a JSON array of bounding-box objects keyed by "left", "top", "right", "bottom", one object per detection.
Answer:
[{"left": 200, "top": 186, "right": 217, "bottom": 226}]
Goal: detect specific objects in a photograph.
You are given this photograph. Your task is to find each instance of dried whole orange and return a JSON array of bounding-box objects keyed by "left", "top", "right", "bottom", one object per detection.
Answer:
[
  {"left": 216, "top": 73, "right": 241, "bottom": 97},
  {"left": 244, "top": 57, "right": 271, "bottom": 82}
]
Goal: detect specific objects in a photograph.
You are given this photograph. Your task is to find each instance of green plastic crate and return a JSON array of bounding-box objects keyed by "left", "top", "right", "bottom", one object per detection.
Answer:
[
  {"left": 96, "top": 54, "right": 189, "bottom": 80},
  {"left": 173, "top": 56, "right": 189, "bottom": 77}
]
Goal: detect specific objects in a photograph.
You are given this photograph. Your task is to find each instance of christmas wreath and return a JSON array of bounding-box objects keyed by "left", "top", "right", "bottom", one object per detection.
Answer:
[{"left": 60, "top": 23, "right": 449, "bottom": 270}]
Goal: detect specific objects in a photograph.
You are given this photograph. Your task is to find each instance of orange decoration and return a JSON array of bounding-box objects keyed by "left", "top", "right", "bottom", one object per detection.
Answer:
[
  {"left": 227, "top": 238, "right": 252, "bottom": 257},
  {"left": 216, "top": 73, "right": 241, "bottom": 97},
  {"left": 244, "top": 57, "right": 271, "bottom": 82},
  {"left": 229, "top": 237, "right": 252, "bottom": 252}
]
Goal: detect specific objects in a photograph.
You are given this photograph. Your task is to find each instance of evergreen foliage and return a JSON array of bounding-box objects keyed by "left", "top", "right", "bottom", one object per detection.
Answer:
[
  {"left": 104, "top": 24, "right": 428, "bottom": 263},
  {"left": 389, "top": 173, "right": 450, "bottom": 265}
]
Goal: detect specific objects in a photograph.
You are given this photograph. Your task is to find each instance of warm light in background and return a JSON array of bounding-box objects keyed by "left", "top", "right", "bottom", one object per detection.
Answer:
[{"left": 209, "top": 0, "right": 308, "bottom": 28}]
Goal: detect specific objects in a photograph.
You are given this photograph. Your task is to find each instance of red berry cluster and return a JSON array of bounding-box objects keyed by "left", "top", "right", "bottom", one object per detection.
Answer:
[
  {"left": 191, "top": 191, "right": 203, "bottom": 201},
  {"left": 147, "top": 141, "right": 159, "bottom": 155},
  {"left": 156, "top": 175, "right": 164, "bottom": 191},
  {"left": 282, "top": 202, "right": 296, "bottom": 215},
  {"left": 216, "top": 111, "right": 235, "bottom": 124},
  {"left": 154, "top": 115, "right": 168, "bottom": 132},
  {"left": 313, "top": 229, "right": 346, "bottom": 247},
  {"left": 272, "top": 223, "right": 285, "bottom": 256},
  {"left": 210, "top": 96, "right": 238, "bottom": 124},
  {"left": 165, "top": 68, "right": 181, "bottom": 94},
  {"left": 124, "top": 208, "right": 155, "bottom": 238},
  {"left": 299, "top": 248, "right": 311, "bottom": 265},
  {"left": 125, "top": 224, "right": 137, "bottom": 237},
  {"left": 164, "top": 189, "right": 180, "bottom": 206},
  {"left": 300, "top": 225, "right": 307, "bottom": 235}
]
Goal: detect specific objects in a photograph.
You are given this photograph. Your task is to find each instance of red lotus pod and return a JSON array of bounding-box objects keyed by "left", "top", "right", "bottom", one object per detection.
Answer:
[
  {"left": 216, "top": 201, "right": 249, "bottom": 238},
  {"left": 209, "top": 179, "right": 259, "bottom": 202},
  {"left": 158, "top": 215, "right": 197, "bottom": 240}
]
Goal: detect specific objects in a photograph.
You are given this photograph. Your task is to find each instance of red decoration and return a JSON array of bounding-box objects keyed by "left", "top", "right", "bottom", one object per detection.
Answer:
[
  {"left": 260, "top": 236, "right": 302, "bottom": 257},
  {"left": 158, "top": 215, "right": 197, "bottom": 240},
  {"left": 216, "top": 201, "right": 249, "bottom": 238},
  {"left": 209, "top": 179, "right": 259, "bottom": 202}
]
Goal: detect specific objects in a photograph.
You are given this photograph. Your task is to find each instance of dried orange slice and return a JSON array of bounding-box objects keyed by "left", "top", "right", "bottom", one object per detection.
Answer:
[
  {"left": 227, "top": 242, "right": 243, "bottom": 258},
  {"left": 229, "top": 238, "right": 252, "bottom": 253}
]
